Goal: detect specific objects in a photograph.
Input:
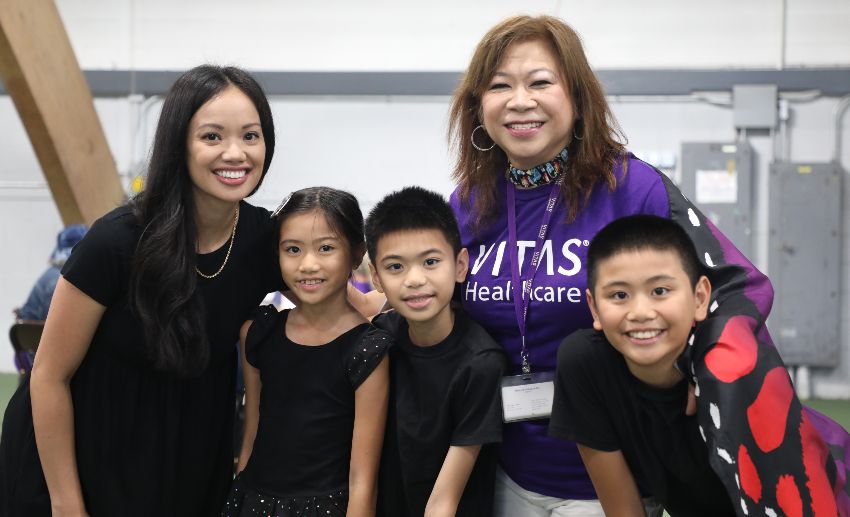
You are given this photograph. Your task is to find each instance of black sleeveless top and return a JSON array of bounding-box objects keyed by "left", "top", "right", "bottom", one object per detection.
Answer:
[{"left": 240, "top": 307, "right": 391, "bottom": 497}]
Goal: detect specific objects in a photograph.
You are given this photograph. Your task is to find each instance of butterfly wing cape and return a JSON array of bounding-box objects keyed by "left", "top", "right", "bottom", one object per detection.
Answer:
[{"left": 661, "top": 173, "right": 849, "bottom": 517}]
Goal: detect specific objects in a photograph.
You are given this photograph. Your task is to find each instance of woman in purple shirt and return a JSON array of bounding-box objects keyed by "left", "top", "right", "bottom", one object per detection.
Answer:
[
  {"left": 446, "top": 14, "right": 844, "bottom": 517},
  {"left": 448, "top": 15, "right": 655, "bottom": 515}
]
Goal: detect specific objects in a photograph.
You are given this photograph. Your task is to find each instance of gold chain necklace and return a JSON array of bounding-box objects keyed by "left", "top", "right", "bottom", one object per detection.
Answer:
[{"left": 195, "top": 205, "right": 239, "bottom": 279}]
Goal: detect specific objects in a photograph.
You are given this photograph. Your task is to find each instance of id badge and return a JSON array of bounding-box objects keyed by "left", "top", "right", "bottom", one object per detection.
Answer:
[{"left": 500, "top": 371, "right": 555, "bottom": 423}]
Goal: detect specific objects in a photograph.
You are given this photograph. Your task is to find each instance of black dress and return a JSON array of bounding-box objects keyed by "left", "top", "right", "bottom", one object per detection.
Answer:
[
  {"left": 0, "top": 201, "right": 282, "bottom": 517},
  {"left": 221, "top": 307, "right": 390, "bottom": 517}
]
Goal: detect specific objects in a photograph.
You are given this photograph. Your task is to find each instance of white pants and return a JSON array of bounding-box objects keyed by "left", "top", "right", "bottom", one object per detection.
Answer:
[
  {"left": 493, "top": 467, "right": 667, "bottom": 517},
  {"left": 493, "top": 467, "right": 605, "bottom": 517}
]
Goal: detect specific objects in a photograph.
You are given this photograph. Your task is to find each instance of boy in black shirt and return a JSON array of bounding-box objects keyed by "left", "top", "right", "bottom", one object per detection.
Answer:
[
  {"left": 365, "top": 187, "right": 506, "bottom": 517},
  {"left": 549, "top": 215, "right": 736, "bottom": 516}
]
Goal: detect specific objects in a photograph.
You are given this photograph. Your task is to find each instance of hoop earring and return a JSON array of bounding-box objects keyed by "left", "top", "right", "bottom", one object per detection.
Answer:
[
  {"left": 471, "top": 125, "right": 496, "bottom": 152},
  {"left": 573, "top": 123, "right": 584, "bottom": 141}
]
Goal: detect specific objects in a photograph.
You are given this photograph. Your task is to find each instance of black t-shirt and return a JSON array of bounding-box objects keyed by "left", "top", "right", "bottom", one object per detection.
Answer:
[
  {"left": 373, "top": 310, "right": 506, "bottom": 517},
  {"left": 549, "top": 329, "right": 735, "bottom": 517},
  {"left": 240, "top": 307, "right": 390, "bottom": 498},
  {"left": 0, "top": 202, "right": 282, "bottom": 517}
]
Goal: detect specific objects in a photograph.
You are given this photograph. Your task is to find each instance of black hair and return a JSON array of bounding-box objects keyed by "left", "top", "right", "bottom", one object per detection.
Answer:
[
  {"left": 274, "top": 187, "right": 365, "bottom": 267},
  {"left": 364, "top": 186, "right": 462, "bottom": 263},
  {"left": 129, "top": 65, "right": 275, "bottom": 377},
  {"left": 586, "top": 215, "right": 703, "bottom": 293}
]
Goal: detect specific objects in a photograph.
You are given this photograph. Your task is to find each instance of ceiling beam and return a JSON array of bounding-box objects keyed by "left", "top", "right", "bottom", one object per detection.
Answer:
[
  {"left": 0, "top": 0, "right": 123, "bottom": 225},
  {"left": 4, "top": 68, "right": 849, "bottom": 98}
]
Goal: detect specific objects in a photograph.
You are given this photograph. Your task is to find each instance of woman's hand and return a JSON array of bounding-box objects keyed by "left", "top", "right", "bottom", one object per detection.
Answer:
[
  {"left": 346, "top": 282, "right": 387, "bottom": 320},
  {"left": 686, "top": 382, "right": 697, "bottom": 416},
  {"left": 50, "top": 505, "right": 91, "bottom": 517}
]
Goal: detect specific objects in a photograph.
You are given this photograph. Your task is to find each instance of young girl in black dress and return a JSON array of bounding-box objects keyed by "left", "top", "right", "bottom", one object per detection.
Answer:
[{"left": 222, "top": 187, "right": 390, "bottom": 517}]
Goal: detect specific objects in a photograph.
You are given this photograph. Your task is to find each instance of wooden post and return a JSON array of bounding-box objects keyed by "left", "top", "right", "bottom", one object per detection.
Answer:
[{"left": 0, "top": 0, "right": 124, "bottom": 225}]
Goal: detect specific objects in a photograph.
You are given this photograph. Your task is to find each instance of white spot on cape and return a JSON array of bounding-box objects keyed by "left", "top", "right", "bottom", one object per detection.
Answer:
[
  {"left": 740, "top": 498, "right": 748, "bottom": 514},
  {"left": 717, "top": 447, "right": 734, "bottom": 464},
  {"left": 705, "top": 252, "right": 715, "bottom": 267},
  {"left": 710, "top": 403, "right": 721, "bottom": 428},
  {"left": 688, "top": 208, "right": 700, "bottom": 226},
  {"left": 710, "top": 300, "right": 719, "bottom": 313},
  {"left": 694, "top": 381, "right": 700, "bottom": 398},
  {"left": 699, "top": 425, "right": 706, "bottom": 442},
  {"left": 765, "top": 508, "right": 778, "bottom": 517}
]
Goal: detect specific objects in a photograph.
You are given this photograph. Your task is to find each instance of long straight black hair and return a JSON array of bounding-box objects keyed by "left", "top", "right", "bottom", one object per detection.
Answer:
[{"left": 129, "top": 65, "right": 275, "bottom": 376}]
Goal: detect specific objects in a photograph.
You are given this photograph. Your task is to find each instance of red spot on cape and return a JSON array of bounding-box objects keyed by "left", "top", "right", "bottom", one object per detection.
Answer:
[
  {"left": 704, "top": 315, "right": 758, "bottom": 383},
  {"left": 738, "top": 444, "right": 762, "bottom": 503},
  {"left": 777, "top": 474, "right": 803, "bottom": 517},
  {"left": 747, "top": 367, "right": 794, "bottom": 453},
  {"left": 799, "top": 411, "right": 839, "bottom": 516}
]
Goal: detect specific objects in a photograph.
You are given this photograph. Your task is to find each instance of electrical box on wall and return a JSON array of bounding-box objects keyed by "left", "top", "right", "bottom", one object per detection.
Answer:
[
  {"left": 768, "top": 162, "right": 842, "bottom": 366},
  {"left": 680, "top": 142, "right": 754, "bottom": 260},
  {"left": 733, "top": 84, "right": 778, "bottom": 129}
]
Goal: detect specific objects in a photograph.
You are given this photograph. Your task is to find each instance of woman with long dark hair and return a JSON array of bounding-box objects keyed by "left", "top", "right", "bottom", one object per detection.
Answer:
[{"left": 0, "top": 65, "right": 282, "bottom": 516}]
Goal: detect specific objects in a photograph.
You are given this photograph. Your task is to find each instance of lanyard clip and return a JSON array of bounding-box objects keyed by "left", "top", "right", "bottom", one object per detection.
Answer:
[{"left": 520, "top": 336, "right": 531, "bottom": 378}]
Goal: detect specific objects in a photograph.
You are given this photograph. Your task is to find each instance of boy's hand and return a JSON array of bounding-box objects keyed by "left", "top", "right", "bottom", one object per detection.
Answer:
[{"left": 425, "top": 445, "right": 481, "bottom": 517}]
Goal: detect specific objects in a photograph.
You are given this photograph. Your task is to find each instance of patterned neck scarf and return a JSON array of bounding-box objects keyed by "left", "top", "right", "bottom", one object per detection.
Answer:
[{"left": 506, "top": 147, "right": 569, "bottom": 189}]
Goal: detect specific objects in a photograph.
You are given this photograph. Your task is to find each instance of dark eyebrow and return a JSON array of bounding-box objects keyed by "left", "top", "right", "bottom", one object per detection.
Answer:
[
  {"left": 195, "top": 122, "right": 261, "bottom": 130},
  {"left": 646, "top": 274, "right": 676, "bottom": 283},
  {"left": 600, "top": 280, "right": 631, "bottom": 290},
  {"left": 379, "top": 248, "right": 446, "bottom": 263},
  {"left": 600, "top": 274, "right": 677, "bottom": 290},
  {"left": 281, "top": 235, "right": 339, "bottom": 244},
  {"left": 492, "top": 68, "right": 555, "bottom": 78}
]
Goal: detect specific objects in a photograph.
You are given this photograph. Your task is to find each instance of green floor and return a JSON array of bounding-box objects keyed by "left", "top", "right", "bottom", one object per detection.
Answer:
[
  {"left": 0, "top": 373, "right": 18, "bottom": 428},
  {"left": 803, "top": 398, "right": 850, "bottom": 430}
]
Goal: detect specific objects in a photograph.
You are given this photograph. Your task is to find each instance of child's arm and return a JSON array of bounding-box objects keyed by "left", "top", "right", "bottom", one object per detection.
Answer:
[
  {"left": 423, "top": 444, "right": 481, "bottom": 517},
  {"left": 347, "top": 355, "right": 389, "bottom": 517},
  {"left": 577, "top": 444, "right": 646, "bottom": 517},
  {"left": 236, "top": 320, "right": 260, "bottom": 473}
]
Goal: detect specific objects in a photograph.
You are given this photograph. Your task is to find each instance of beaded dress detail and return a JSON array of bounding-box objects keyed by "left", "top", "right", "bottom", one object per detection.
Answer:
[{"left": 506, "top": 147, "right": 568, "bottom": 189}]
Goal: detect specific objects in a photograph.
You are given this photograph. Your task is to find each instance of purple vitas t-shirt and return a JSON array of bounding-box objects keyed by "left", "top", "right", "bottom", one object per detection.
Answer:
[{"left": 450, "top": 157, "right": 669, "bottom": 499}]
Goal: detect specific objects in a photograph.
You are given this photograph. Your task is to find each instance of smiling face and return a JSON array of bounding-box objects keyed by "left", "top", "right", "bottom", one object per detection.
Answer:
[
  {"left": 278, "top": 210, "right": 353, "bottom": 308},
  {"left": 370, "top": 229, "right": 468, "bottom": 345},
  {"left": 480, "top": 38, "right": 575, "bottom": 170},
  {"left": 186, "top": 85, "right": 265, "bottom": 210},
  {"left": 587, "top": 248, "right": 711, "bottom": 387}
]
